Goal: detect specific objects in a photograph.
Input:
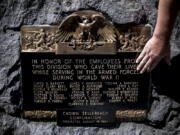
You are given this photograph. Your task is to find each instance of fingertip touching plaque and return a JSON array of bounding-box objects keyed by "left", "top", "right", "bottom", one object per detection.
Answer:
[{"left": 21, "top": 10, "right": 151, "bottom": 127}]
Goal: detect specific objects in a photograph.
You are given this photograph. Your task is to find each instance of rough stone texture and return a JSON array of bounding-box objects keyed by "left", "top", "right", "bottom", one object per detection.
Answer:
[
  {"left": 0, "top": 0, "right": 180, "bottom": 134},
  {"left": 0, "top": 112, "right": 178, "bottom": 135},
  {"left": 0, "top": 31, "right": 21, "bottom": 115}
]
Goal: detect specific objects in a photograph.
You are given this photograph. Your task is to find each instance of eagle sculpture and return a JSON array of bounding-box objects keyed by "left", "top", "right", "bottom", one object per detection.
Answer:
[{"left": 55, "top": 10, "right": 117, "bottom": 44}]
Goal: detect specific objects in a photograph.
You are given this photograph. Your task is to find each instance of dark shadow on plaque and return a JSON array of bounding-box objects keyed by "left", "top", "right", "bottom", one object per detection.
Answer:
[{"left": 152, "top": 54, "right": 180, "bottom": 103}]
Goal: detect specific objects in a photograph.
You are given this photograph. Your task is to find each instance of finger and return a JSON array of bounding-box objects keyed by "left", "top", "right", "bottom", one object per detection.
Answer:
[
  {"left": 140, "top": 58, "right": 152, "bottom": 74},
  {"left": 137, "top": 55, "right": 149, "bottom": 71},
  {"left": 164, "top": 53, "right": 171, "bottom": 65},
  {"left": 147, "top": 67, "right": 151, "bottom": 72},
  {"left": 136, "top": 49, "right": 146, "bottom": 63}
]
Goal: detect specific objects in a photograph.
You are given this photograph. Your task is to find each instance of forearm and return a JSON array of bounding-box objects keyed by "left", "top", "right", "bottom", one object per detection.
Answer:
[
  {"left": 153, "top": 0, "right": 180, "bottom": 42},
  {"left": 136, "top": 0, "right": 180, "bottom": 73}
]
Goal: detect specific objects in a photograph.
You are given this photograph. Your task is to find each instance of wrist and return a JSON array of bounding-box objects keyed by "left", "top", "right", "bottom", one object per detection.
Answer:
[{"left": 153, "top": 33, "right": 170, "bottom": 44}]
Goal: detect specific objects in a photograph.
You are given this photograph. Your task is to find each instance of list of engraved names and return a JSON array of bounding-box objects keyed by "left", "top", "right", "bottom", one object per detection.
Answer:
[{"left": 31, "top": 57, "right": 139, "bottom": 106}]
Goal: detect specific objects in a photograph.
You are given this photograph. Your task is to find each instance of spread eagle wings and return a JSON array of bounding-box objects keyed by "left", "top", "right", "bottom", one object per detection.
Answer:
[
  {"left": 91, "top": 14, "right": 116, "bottom": 42},
  {"left": 56, "top": 13, "right": 116, "bottom": 43},
  {"left": 56, "top": 14, "right": 81, "bottom": 43}
]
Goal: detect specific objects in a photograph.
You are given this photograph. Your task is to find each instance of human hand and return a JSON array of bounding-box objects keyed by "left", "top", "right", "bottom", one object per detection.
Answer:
[{"left": 136, "top": 36, "right": 170, "bottom": 74}]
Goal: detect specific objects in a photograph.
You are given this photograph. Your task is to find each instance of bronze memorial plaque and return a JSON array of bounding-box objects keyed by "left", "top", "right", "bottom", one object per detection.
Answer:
[{"left": 21, "top": 10, "right": 151, "bottom": 126}]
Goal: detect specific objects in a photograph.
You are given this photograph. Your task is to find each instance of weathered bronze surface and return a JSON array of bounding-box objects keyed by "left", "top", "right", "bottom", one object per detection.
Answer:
[
  {"left": 21, "top": 26, "right": 57, "bottom": 52},
  {"left": 56, "top": 10, "right": 116, "bottom": 52},
  {"left": 24, "top": 111, "right": 56, "bottom": 120},
  {"left": 117, "top": 26, "right": 151, "bottom": 52},
  {"left": 116, "top": 110, "right": 146, "bottom": 120},
  {"left": 21, "top": 10, "right": 118, "bottom": 54},
  {"left": 21, "top": 10, "right": 150, "bottom": 54}
]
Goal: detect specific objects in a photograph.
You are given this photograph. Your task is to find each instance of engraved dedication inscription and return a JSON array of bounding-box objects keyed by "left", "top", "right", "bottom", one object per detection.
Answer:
[{"left": 21, "top": 10, "right": 151, "bottom": 126}]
